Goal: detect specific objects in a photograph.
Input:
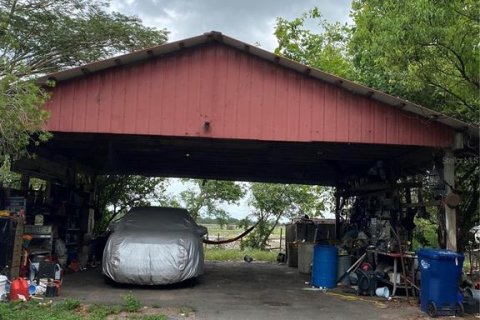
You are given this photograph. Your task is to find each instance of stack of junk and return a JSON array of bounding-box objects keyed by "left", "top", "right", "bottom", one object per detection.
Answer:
[
  {"left": 0, "top": 210, "right": 65, "bottom": 301},
  {"left": 285, "top": 211, "right": 479, "bottom": 318}
]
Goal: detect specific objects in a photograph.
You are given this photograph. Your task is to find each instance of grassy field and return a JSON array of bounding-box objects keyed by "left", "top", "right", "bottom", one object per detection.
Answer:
[
  {"left": 205, "top": 248, "right": 277, "bottom": 262},
  {"left": 200, "top": 223, "right": 283, "bottom": 262}
]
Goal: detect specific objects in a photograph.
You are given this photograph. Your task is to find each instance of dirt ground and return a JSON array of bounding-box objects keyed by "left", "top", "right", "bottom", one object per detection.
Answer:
[{"left": 59, "top": 261, "right": 479, "bottom": 320}]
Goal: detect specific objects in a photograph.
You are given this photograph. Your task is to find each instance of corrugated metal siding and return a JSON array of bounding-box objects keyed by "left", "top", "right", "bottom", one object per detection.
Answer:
[{"left": 45, "top": 43, "right": 454, "bottom": 147}]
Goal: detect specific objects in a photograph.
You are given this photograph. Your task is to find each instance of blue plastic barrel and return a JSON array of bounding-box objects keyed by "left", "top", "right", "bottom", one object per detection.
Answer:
[
  {"left": 311, "top": 245, "right": 338, "bottom": 288},
  {"left": 417, "top": 248, "right": 464, "bottom": 316}
]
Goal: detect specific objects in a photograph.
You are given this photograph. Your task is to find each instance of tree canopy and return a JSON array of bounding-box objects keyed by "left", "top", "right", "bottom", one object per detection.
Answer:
[
  {"left": 179, "top": 179, "right": 245, "bottom": 222},
  {"left": 349, "top": 0, "right": 479, "bottom": 123},
  {"left": 0, "top": 0, "right": 168, "bottom": 165},
  {"left": 243, "top": 183, "right": 328, "bottom": 249},
  {"left": 94, "top": 175, "right": 174, "bottom": 232},
  {"left": 274, "top": 8, "right": 353, "bottom": 79}
]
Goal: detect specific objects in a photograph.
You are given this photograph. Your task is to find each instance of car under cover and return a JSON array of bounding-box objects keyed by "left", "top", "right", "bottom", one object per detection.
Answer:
[{"left": 103, "top": 207, "right": 207, "bottom": 285}]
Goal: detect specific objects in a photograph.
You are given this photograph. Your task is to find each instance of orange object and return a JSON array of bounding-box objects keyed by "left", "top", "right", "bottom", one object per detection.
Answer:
[
  {"left": 53, "top": 280, "right": 62, "bottom": 296},
  {"left": 10, "top": 278, "right": 29, "bottom": 301},
  {"left": 22, "top": 234, "right": 33, "bottom": 241}
]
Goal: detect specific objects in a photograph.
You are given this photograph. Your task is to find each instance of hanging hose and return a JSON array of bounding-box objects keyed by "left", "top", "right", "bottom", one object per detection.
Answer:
[{"left": 202, "top": 220, "right": 261, "bottom": 245}]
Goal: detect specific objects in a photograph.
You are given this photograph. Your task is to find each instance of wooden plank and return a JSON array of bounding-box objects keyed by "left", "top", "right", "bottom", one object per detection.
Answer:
[{"left": 9, "top": 217, "right": 24, "bottom": 279}]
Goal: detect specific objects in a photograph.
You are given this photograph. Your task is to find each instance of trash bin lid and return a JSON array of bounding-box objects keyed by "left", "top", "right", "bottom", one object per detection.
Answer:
[{"left": 416, "top": 248, "right": 464, "bottom": 261}]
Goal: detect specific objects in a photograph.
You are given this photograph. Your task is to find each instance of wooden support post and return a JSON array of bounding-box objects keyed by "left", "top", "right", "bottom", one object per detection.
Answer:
[
  {"left": 334, "top": 189, "right": 340, "bottom": 240},
  {"left": 444, "top": 150, "right": 457, "bottom": 251}
]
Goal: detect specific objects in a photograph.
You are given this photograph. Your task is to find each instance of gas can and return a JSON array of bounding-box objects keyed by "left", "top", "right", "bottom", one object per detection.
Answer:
[{"left": 10, "top": 278, "right": 29, "bottom": 301}]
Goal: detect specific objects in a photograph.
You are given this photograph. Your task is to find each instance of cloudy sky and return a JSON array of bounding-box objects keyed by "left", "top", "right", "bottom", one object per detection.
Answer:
[{"left": 110, "top": 0, "right": 353, "bottom": 51}]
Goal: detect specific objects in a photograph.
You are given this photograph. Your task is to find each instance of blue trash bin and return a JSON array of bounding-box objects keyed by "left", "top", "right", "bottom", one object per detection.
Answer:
[{"left": 417, "top": 248, "right": 464, "bottom": 317}]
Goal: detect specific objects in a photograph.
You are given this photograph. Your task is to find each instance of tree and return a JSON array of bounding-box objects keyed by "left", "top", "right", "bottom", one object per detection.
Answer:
[
  {"left": 94, "top": 175, "right": 175, "bottom": 232},
  {"left": 179, "top": 179, "right": 245, "bottom": 222},
  {"left": 274, "top": 2, "right": 479, "bottom": 251},
  {"left": 243, "top": 183, "right": 327, "bottom": 249},
  {"left": 349, "top": 0, "right": 479, "bottom": 123},
  {"left": 0, "top": 0, "right": 168, "bottom": 165},
  {"left": 274, "top": 8, "right": 353, "bottom": 79},
  {"left": 0, "top": 71, "right": 51, "bottom": 165}
]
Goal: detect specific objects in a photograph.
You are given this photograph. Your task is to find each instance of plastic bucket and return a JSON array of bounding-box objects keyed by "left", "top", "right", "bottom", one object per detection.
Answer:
[
  {"left": 375, "top": 286, "right": 390, "bottom": 298},
  {"left": 0, "top": 275, "right": 7, "bottom": 300},
  {"left": 311, "top": 245, "right": 338, "bottom": 288},
  {"left": 28, "top": 284, "right": 37, "bottom": 296}
]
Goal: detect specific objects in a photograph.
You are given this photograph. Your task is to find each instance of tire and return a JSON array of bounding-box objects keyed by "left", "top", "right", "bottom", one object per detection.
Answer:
[
  {"left": 455, "top": 302, "right": 464, "bottom": 317},
  {"left": 187, "top": 276, "right": 202, "bottom": 287},
  {"left": 103, "top": 275, "right": 117, "bottom": 286},
  {"left": 427, "top": 301, "right": 437, "bottom": 318}
]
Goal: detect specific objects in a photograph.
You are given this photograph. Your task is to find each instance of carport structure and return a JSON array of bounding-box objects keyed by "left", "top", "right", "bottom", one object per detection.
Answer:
[{"left": 18, "top": 31, "right": 478, "bottom": 251}]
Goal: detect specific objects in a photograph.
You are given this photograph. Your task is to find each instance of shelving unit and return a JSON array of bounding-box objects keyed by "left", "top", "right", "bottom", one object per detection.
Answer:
[{"left": 24, "top": 225, "right": 53, "bottom": 257}]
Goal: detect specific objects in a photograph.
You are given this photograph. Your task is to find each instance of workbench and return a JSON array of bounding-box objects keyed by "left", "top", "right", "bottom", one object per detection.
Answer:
[{"left": 369, "top": 250, "right": 417, "bottom": 297}]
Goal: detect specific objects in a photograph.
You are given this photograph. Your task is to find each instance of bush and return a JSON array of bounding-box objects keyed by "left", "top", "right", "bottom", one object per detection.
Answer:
[{"left": 412, "top": 217, "right": 438, "bottom": 250}]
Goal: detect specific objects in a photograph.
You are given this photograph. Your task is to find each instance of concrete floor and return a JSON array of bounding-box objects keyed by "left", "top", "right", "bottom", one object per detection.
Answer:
[{"left": 60, "top": 261, "right": 453, "bottom": 320}]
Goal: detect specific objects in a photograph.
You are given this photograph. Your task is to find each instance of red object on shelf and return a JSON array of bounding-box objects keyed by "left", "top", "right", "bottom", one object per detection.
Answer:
[
  {"left": 10, "top": 278, "right": 29, "bottom": 301},
  {"left": 53, "top": 280, "right": 62, "bottom": 296},
  {"left": 360, "top": 262, "right": 372, "bottom": 271}
]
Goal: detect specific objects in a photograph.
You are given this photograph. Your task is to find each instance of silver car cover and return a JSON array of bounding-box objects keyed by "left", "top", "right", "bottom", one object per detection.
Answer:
[{"left": 103, "top": 207, "right": 207, "bottom": 285}]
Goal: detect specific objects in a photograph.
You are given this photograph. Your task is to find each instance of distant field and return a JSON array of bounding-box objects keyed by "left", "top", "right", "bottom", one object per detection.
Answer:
[
  {"left": 200, "top": 223, "right": 285, "bottom": 251},
  {"left": 205, "top": 248, "right": 277, "bottom": 262}
]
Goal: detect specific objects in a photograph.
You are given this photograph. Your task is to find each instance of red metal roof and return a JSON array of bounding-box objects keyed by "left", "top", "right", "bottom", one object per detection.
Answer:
[{"left": 42, "top": 33, "right": 463, "bottom": 148}]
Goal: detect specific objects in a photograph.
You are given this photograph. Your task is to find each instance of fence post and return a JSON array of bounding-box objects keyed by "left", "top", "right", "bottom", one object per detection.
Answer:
[
  {"left": 205, "top": 232, "right": 208, "bottom": 250},
  {"left": 280, "top": 227, "right": 283, "bottom": 251}
]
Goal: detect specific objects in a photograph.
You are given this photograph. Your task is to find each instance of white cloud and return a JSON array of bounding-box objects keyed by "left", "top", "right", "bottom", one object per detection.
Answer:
[{"left": 110, "top": 0, "right": 352, "bottom": 50}]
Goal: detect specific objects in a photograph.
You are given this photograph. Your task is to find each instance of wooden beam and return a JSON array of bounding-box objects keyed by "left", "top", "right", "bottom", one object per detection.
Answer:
[
  {"left": 400, "top": 201, "right": 441, "bottom": 208},
  {"left": 335, "top": 189, "right": 340, "bottom": 240},
  {"left": 444, "top": 150, "right": 457, "bottom": 251}
]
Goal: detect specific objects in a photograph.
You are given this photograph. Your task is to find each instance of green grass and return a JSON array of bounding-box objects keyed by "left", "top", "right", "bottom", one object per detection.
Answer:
[
  {"left": 205, "top": 248, "right": 277, "bottom": 262},
  {"left": 0, "top": 297, "right": 168, "bottom": 320},
  {"left": 137, "top": 315, "right": 167, "bottom": 320},
  {"left": 121, "top": 292, "right": 142, "bottom": 312},
  {"left": 178, "top": 305, "right": 195, "bottom": 316},
  {"left": 88, "top": 303, "right": 123, "bottom": 319},
  {"left": 0, "top": 300, "right": 83, "bottom": 320}
]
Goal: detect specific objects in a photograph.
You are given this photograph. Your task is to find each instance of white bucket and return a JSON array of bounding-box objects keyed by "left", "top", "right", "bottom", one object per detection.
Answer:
[
  {"left": 0, "top": 275, "right": 8, "bottom": 300},
  {"left": 375, "top": 286, "right": 390, "bottom": 298}
]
